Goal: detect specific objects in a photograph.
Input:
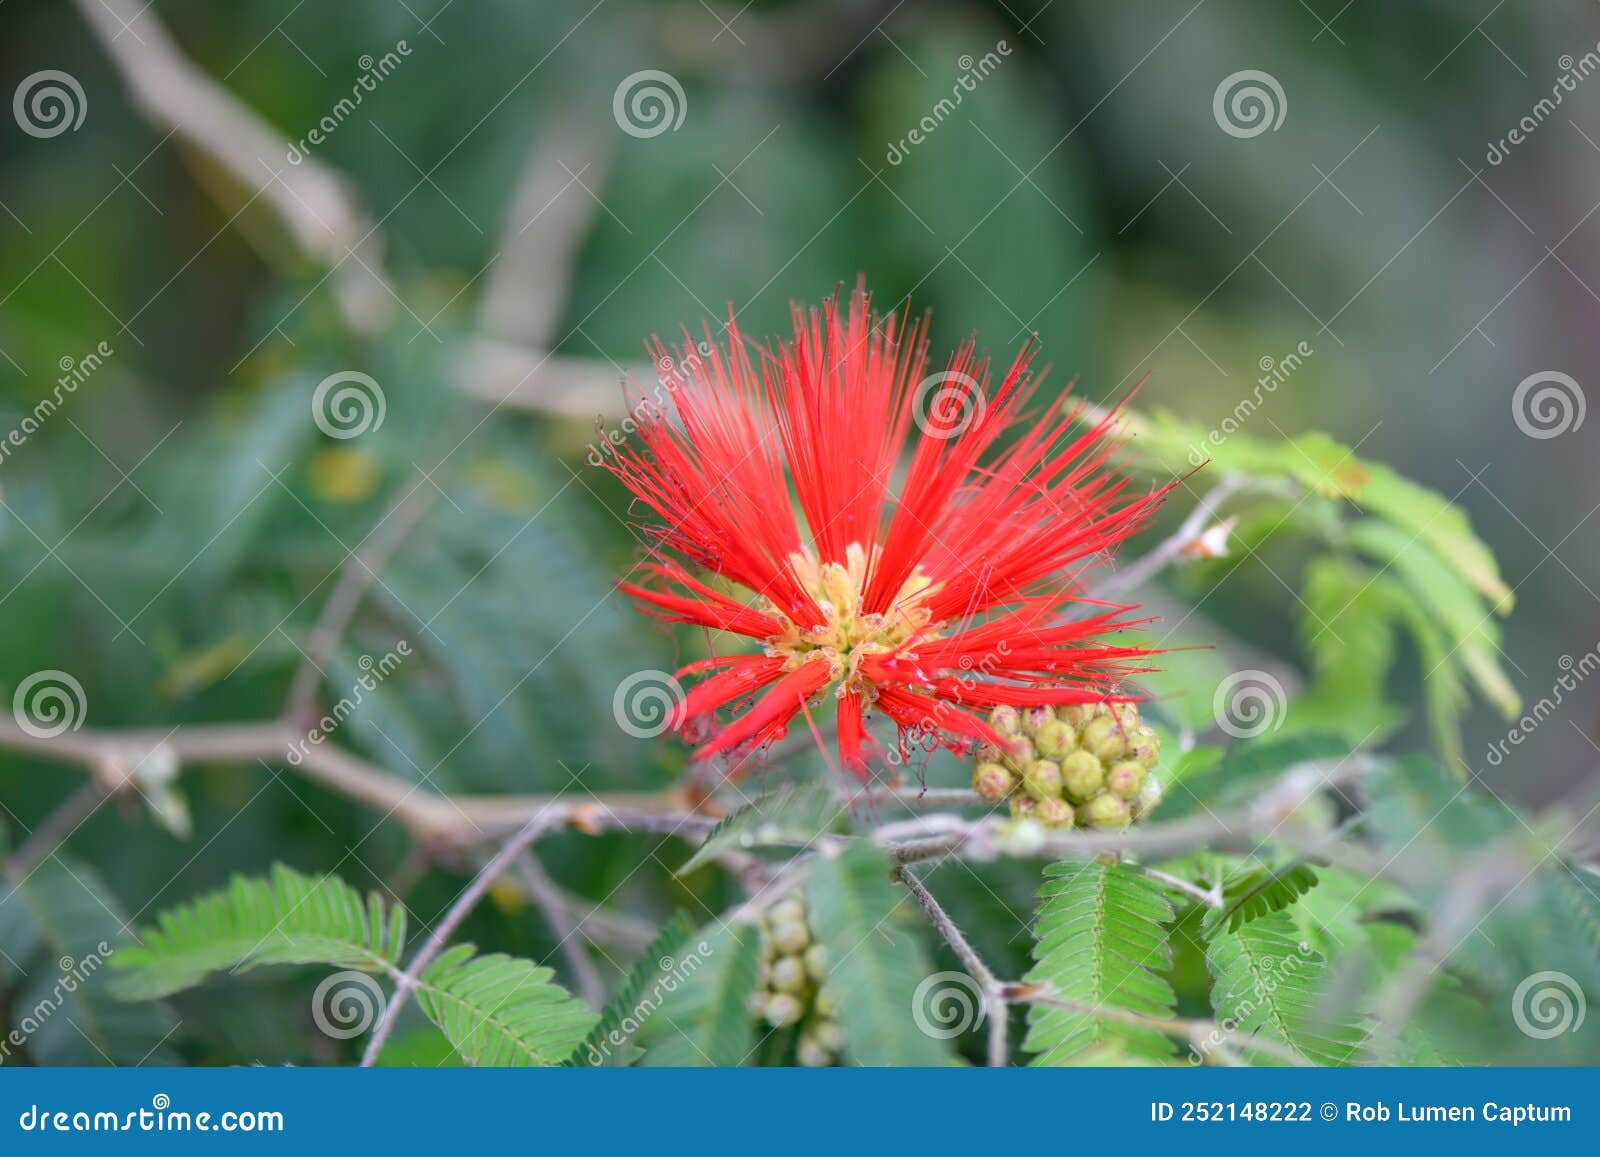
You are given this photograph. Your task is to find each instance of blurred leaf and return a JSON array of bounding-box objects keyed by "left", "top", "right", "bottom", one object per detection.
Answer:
[
  {"left": 679, "top": 785, "right": 848, "bottom": 876},
  {"left": 636, "top": 920, "right": 764, "bottom": 1068},
  {"left": 805, "top": 845, "right": 950, "bottom": 1066},
  {"left": 565, "top": 911, "right": 694, "bottom": 1067}
]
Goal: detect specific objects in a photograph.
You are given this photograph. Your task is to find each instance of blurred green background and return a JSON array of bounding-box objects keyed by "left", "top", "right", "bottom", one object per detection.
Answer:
[{"left": 2, "top": 0, "right": 1598, "bottom": 1064}]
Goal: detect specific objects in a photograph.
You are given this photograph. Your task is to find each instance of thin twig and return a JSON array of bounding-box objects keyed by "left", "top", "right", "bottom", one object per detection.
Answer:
[
  {"left": 512, "top": 851, "right": 608, "bottom": 1009},
  {"left": 359, "top": 808, "right": 568, "bottom": 1066},
  {"left": 285, "top": 484, "right": 435, "bottom": 724},
  {"left": 896, "top": 866, "right": 1010, "bottom": 1067},
  {"left": 1092, "top": 473, "right": 1258, "bottom": 598},
  {"left": 4, "top": 782, "right": 105, "bottom": 879}
]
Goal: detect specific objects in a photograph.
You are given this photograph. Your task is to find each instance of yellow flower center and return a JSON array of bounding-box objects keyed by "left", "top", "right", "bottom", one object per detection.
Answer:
[{"left": 763, "top": 542, "right": 940, "bottom": 693}]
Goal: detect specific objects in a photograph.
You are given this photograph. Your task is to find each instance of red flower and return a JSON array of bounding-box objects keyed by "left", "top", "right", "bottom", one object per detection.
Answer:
[{"left": 604, "top": 284, "right": 1172, "bottom": 778}]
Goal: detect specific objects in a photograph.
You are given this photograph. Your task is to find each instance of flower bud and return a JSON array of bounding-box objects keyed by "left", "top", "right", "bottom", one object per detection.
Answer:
[
  {"left": 972, "top": 761, "right": 1017, "bottom": 801},
  {"left": 1080, "top": 715, "right": 1127, "bottom": 761},
  {"left": 797, "top": 1035, "right": 834, "bottom": 1067},
  {"left": 1133, "top": 775, "right": 1164, "bottom": 819},
  {"left": 989, "top": 705, "right": 1023, "bottom": 735},
  {"left": 814, "top": 986, "right": 840, "bottom": 1018},
  {"left": 1022, "top": 759, "right": 1064, "bottom": 801},
  {"left": 1032, "top": 718, "right": 1076, "bottom": 760},
  {"left": 1129, "top": 725, "right": 1160, "bottom": 767},
  {"left": 769, "top": 920, "right": 811, "bottom": 955},
  {"left": 1106, "top": 759, "right": 1147, "bottom": 799},
  {"left": 811, "top": 1019, "right": 844, "bottom": 1052},
  {"left": 771, "top": 955, "right": 809, "bottom": 994},
  {"left": 1022, "top": 706, "right": 1055, "bottom": 736},
  {"left": 803, "top": 944, "right": 829, "bottom": 982},
  {"left": 994, "top": 817, "right": 1046, "bottom": 856},
  {"left": 1033, "top": 797, "right": 1075, "bottom": 829},
  {"left": 764, "top": 992, "right": 804, "bottom": 1027},
  {"left": 1081, "top": 792, "right": 1131, "bottom": 830},
  {"left": 769, "top": 897, "right": 806, "bottom": 926},
  {"left": 1060, "top": 750, "right": 1104, "bottom": 801}
]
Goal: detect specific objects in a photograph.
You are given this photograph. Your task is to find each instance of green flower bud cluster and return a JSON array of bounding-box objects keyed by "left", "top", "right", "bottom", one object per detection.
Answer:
[
  {"left": 752, "top": 897, "right": 843, "bottom": 1066},
  {"left": 971, "top": 701, "right": 1163, "bottom": 830}
]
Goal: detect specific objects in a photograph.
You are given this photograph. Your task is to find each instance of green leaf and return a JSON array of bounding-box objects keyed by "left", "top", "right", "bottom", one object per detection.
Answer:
[
  {"left": 636, "top": 921, "right": 764, "bottom": 1067},
  {"left": 678, "top": 785, "right": 849, "bottom": 877},
  {"left": 0, "top": 856, "right": 180, "bottom": 1066},
  {"left": 416, "top": 945, "right": 597, "bottom": 1067},
  {"left": 565, "top": 911, "right": 695, "bottom": 1067},
  {"left": 1022, "top": 860, "right": 1177, "bottom": 1064},
  {"left": 111, "top": 864, "right": 406, "bottom": 1000},
  {"left": 1204, "top": 910, "right": 1361, "bottom": 1065},
  {"left": 805, "top": 845, "right": 952, "bottom": 1066},
  {"left": 1209, "top": 864, "right": 1319, "bottom": 933}
]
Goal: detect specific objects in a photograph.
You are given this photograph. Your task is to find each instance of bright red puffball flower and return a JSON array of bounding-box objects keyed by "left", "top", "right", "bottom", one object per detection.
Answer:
[{"left": 604, "top": 284, "right": 1173, "bottom": 779}]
